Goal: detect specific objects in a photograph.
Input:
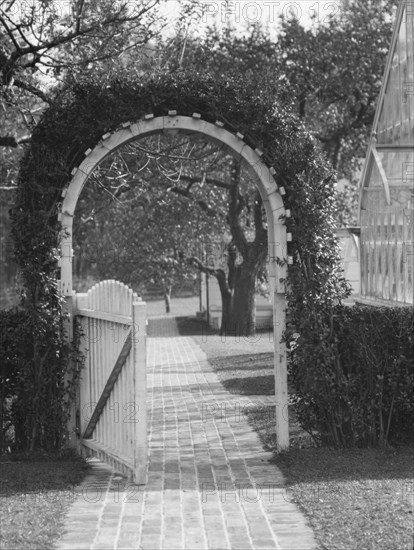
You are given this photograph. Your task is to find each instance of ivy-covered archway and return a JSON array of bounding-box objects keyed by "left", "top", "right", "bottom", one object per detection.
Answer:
[{"left": 11, "top": 72, "right": 348, "bottom": 451}]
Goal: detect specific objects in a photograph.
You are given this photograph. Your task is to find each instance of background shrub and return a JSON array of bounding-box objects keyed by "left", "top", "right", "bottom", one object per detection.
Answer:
[
  {"left": 0, "top": 309, "right": 30, "bottom": 450},
  {"left": 289, "top": 304, "right": 414, "bottom": 447},
  {"left": 0, "top": 307, "right": 79, "bottom": 453}
]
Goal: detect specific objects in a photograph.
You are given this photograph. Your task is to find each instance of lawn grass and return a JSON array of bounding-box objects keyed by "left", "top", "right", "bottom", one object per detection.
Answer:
[
  {"left": 250, "top": 410, "right": 414, "bottom": 550},
  {"left": 0, "top": 450, "right": 89, "bottom": 549},
  {"left": 178, "top": 315, "right": 414, "bottom": 550},
  {"left": 146, "top": 295, "right": 200, "bottom": 318}
]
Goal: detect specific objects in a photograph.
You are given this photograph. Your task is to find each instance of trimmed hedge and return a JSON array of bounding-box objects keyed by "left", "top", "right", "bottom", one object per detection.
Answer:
[{"left": 289, "top": 304, "right": 414, "bottom": 447}]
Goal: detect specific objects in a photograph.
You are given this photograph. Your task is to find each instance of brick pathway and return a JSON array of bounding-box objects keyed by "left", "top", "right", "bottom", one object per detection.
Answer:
[{"left": 56, "top": 316, "right": 318, "bottom": 550}]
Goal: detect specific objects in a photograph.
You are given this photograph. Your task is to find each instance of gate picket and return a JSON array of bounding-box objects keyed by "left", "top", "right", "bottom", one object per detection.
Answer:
[
  {"left": 74, "top": 280, "right": 147, "bottom": 483},
  {"left": 83, "top": 331, "right": 132, "bottom": 439}
]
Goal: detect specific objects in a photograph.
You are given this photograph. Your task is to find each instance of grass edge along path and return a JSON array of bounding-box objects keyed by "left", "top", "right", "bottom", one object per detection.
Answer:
[
  {"left": 0, "top": 451, "right": 90, "bottom": 550},
  {"left": 178, "top": 315, "right": 414, "bottom": 550}
]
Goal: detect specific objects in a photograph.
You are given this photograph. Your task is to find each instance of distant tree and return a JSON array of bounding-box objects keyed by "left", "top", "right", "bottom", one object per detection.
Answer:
[
  {"left": 0, "top": 0, "right": 168, "bottom": 150},
  {"left": 275, "top": 0, "right": 397, "bottom": 175},
  {"left": 0, "top": 0, "right": 200, "bottom": 307},
  {"left": 0, "top": 1, "right": 160, "bottom": 308},
  {"left": 73, "top": 133, "right": 268, "bottom": 335},
  {"left": 168, "top": 2, "right": 398, "bottom": 224},
  {"left": 274, "top": 0, "right": 397, "bottom": 224},
  {"left": 74, "top": 177, "right": 218, "bottom": 312},
  {"left": 188, "top": 160, "right": 268, "bottom": 336}
]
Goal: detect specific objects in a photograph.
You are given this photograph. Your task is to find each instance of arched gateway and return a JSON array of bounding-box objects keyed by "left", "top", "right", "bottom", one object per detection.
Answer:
[
  {"left": 60, "top": 114, "right": 289, "bottom": 448},
  {"left": 13, "top": 73, "right": 341, "bottom": 467}
]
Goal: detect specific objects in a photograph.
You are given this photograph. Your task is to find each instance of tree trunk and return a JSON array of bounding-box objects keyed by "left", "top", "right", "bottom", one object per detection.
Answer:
[
  {"left": 227, "top": 264, "right": 257, "bottom": 337},
  {"left": 213, "top": 270, "right": 232, "bottom": 337},
  {"left": 220, "top": 288, "right": 233, "bottom": 337},
  {"left": 164, "top": 285, "right": 171, "bottom": 313}
]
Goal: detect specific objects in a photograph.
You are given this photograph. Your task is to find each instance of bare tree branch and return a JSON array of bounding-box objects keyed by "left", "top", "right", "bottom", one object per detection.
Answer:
[
  {"left": 1, "top": 0, "right": 163, "bottom": 87},
  {"left": 188, "top": 256, "right": 218, "bottom": 277},
  {"left": 12, "top": 79, "right": 50, "bottom": 103}
]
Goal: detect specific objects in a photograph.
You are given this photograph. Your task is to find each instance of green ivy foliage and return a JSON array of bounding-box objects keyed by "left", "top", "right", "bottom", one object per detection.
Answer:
[
  {"left": 0, "top": 306, "right": 83, "bottom": 452},
  {"left": 11, "top": 71, "right": 351, "bottom": 451},
  {"left": 0, "top": 308, "right": 69, "bottom": 451},
  {"left": 0, "top": 309, "right": 28, "bottom": 450},
  {"left": 289, "top": 304, "right": 414, "bottom": 447}
]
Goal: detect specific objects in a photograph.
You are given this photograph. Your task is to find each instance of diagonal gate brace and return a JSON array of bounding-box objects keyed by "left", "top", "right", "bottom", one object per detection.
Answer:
[{"left": 83, "top": 330, "right": 132, "bottom": 439}]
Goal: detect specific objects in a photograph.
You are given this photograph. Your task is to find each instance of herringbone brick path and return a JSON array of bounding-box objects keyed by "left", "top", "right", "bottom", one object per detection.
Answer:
[{"left": 56, "top": 316, "right": 318, "bottom": 550}]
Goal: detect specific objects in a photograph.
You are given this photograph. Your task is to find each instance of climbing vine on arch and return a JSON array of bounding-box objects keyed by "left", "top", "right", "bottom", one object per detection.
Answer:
[{"left": 10, "top": 71, "right": 349, "bottom": 450}]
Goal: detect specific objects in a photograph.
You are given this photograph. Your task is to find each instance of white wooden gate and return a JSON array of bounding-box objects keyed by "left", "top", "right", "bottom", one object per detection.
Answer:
[{"left": 73, "top": 280, "right": 147, "bottom": 483}]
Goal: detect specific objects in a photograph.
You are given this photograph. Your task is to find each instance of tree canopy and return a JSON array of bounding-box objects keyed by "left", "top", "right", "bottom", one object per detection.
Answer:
[{"left": 160, "top": 1, "right": 398, "bottom": 224}]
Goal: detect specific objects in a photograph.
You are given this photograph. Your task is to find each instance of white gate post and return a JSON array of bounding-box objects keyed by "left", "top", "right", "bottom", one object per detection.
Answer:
[
  {"left": 132, "top": 300, "right": 147, "bottom": 484},
  {"left": 273, "top": 292, "right": 288, "bottom": 451},
  {"left": 63, "top": 291, "right": 80, "bottom": 448},
  {"left": 271, "top": 228, "right": 289, "bottom": 452}
]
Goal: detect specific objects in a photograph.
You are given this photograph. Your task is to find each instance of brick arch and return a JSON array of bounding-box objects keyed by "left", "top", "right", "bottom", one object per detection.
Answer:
[{"left": 60, "top": 113, "right": 289, "bottom": 449}]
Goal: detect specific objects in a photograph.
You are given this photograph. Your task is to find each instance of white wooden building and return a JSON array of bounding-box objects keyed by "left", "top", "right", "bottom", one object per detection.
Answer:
[{"left": 358, "top": 0, "right": 414, "bottom": 306}]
